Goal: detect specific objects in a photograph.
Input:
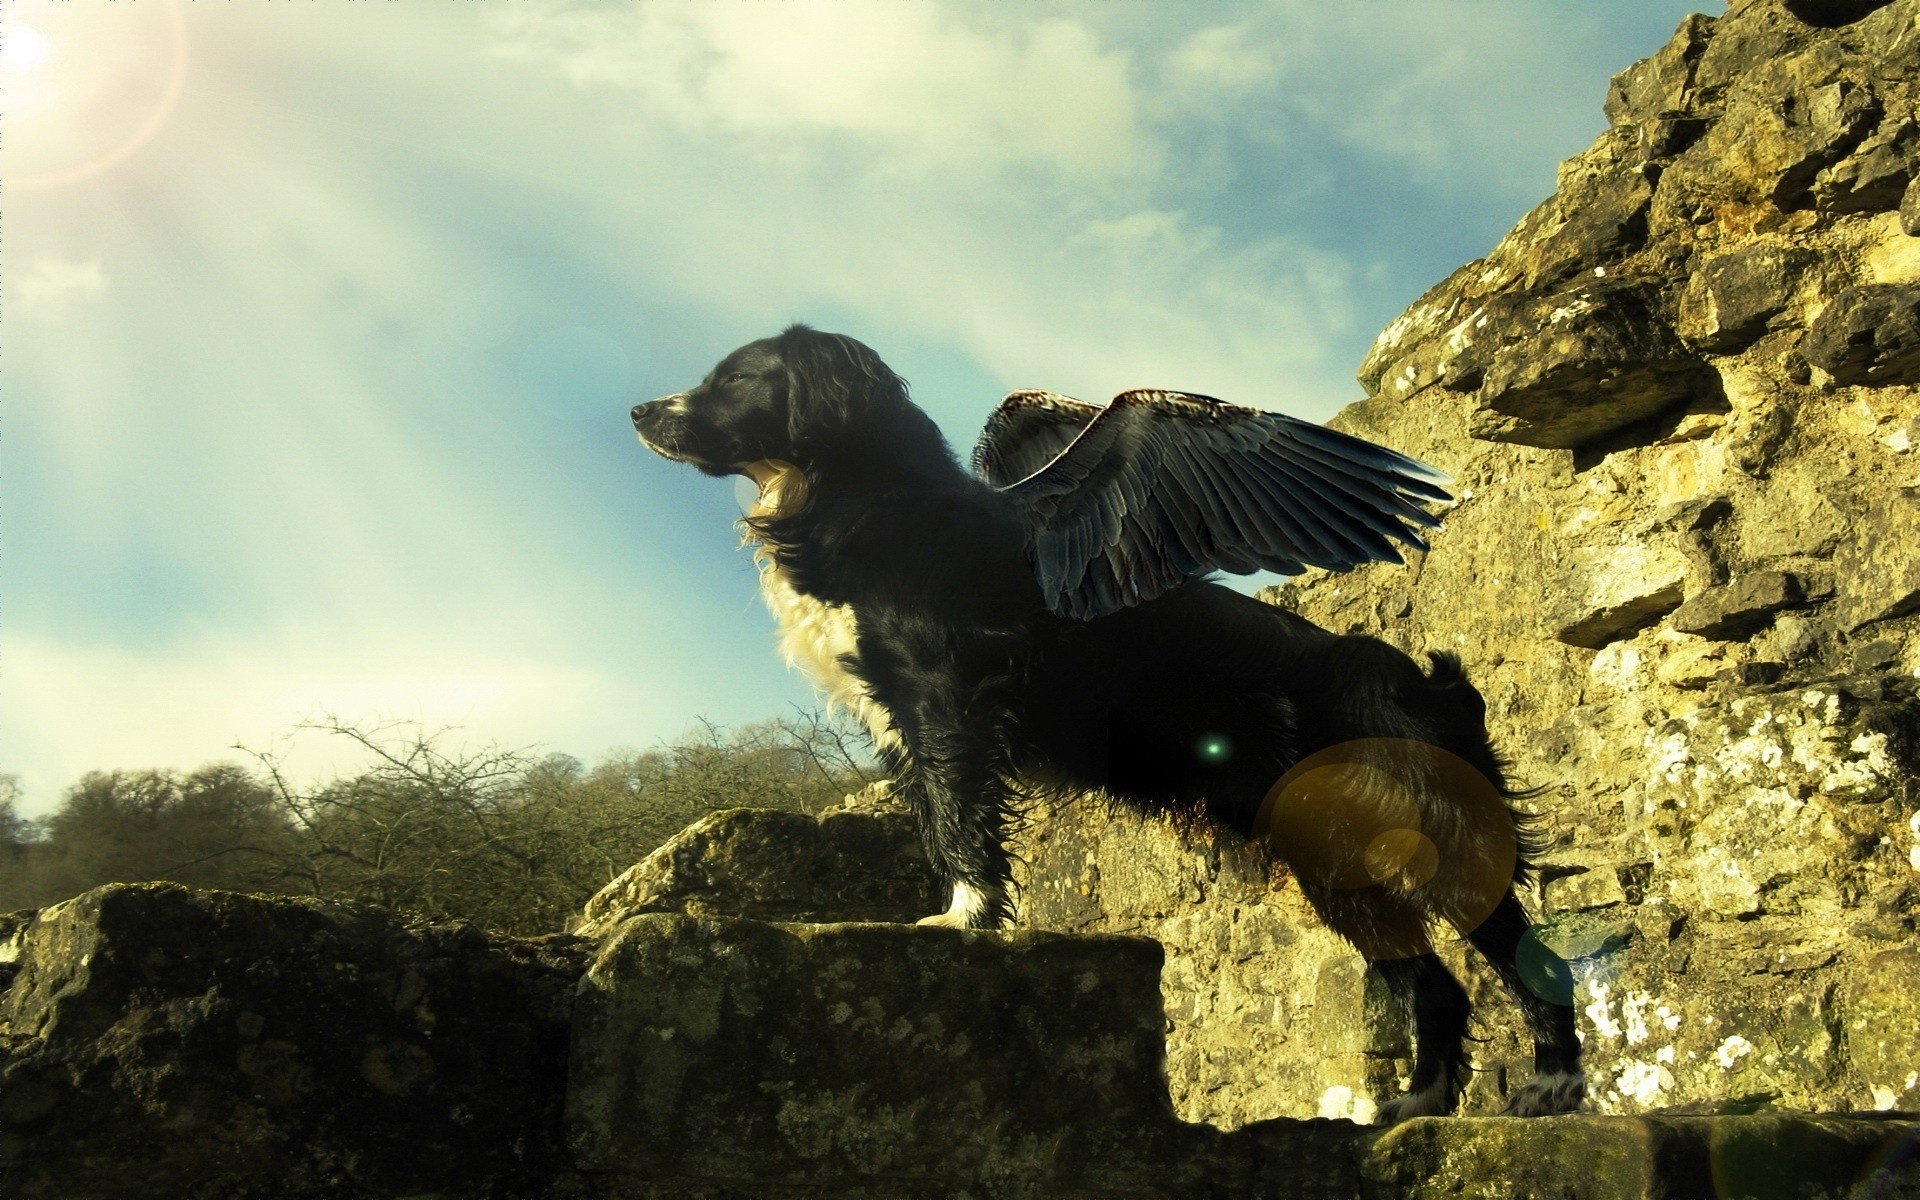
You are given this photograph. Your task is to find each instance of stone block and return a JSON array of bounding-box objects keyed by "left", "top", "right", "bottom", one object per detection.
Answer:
[
  {"left": 575, "top": 806, "right": 942, "bottom": 937},
  {"left": 1804, "top": 284, "right": 1920, "bottom": 387},
  {"left": 1840, "top": 947, "right": 1920, "bottom": 1111},
  {"left": 566, "top": 913, "right": 1199, "bottom": 1196},
  {"left": 1364, "top": 1114, "right": 1920, "bottom": 1200},
  {"left": 0, "top": 884, "right": 585, "bottom": 1200},
  {"left": 1813, "top": 117, "right": 1917, "bottom": 213},
  {"left": 1553, "top": 539, "right": 1691, "bottom": 649},
  {"left": 1467, "top": 283, "right": 1717, "bottom": 450},
  {"left": 1667, "top": 571, "right": 1806, "bottom": 639},
  {"left": 1606, "top": 14, "right": 1715, "bottom": 128},
  {"left": 1678, "top": 242, "right": 1821, "bottom": 353}
]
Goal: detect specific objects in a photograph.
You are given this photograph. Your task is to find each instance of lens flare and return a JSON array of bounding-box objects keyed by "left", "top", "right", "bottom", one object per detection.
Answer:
[
  {"left": 1364, "top": 828, "right": 1439, "bottom": 888},
  {"left": 9, "top": 0, "right": 190, "bottom": 190},
  {"left": 1516, "top": 928, "right": 1578, "bottom": 1005},
  {"left": 1254, "top": 739, "right": 1519, "bottom": 959},
  {"left": 1194, "top": 731, "right": 1234, "bottom": 766},
  {"left": 1848, "top": 1126, "right": 1920, "bottom": 1200},
  {"left": 1517, "top": 918, "right": 1624, "bottom": 1005},
  {"left": 2, "top": 22, "right": 51, "bottom": 71}
]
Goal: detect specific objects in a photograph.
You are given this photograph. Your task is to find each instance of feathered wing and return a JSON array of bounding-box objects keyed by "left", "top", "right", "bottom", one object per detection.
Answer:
[
  {"left": 970, "top": 390, "right": 1103, "bottom": 487},
  {"left": 976, "top": 389, "right": 1453, "bottom": 620}
]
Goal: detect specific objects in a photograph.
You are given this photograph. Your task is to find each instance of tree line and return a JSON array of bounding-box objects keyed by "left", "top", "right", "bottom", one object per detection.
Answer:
[{"left": 0, "top": 713, "right": 877, "bottom": 935}]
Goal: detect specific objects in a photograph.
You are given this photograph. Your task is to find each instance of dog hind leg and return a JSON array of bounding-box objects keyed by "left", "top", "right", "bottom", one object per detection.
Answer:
[
  {"left": 1299, "top": 884, "right": 1471, "bottom": 1122},
  {"left": 1369, "top": 953, "right": 1473, "bottom": 1123},
  {"left": 1464, "top": 890, "right": 1586, "bottom": 1115}
]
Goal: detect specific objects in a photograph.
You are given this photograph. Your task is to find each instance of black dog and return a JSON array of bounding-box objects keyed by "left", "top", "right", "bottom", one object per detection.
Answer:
[{"left": 632, "top": 325, "right": 1584, "bottom": 1122}]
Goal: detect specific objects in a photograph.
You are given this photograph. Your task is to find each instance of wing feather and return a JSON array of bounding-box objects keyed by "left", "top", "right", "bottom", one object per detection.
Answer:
[
  {"left": 972, "top": 391, "right": 1104, "bottom": 488},
  {"left": 994, "top": 388, "right": 1451, "bottom": 619}
]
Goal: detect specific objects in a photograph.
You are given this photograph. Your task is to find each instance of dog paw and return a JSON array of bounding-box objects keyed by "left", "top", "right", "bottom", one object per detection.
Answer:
[
  {"left": 915, "top": 910, "right": 970, "bottom": 928},
  {"left": 1373, "top": 1083, "right": 1459, "bottom": 1125},
  {"left": 1499, "top": 1070, "right": 1586, "bottom": 1117}
]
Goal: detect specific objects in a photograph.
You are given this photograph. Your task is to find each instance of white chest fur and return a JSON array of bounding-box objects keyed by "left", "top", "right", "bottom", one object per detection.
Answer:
[
  {"left": 756, "top": 564, "right": 904, "bottom": 757},
  {"left": 742, "top": 459, "right": 904, "bottom": 758}
]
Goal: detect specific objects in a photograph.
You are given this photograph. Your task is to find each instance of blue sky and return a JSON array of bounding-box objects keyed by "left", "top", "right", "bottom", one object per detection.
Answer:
[{"left": 1, "top": 0, "right": 1709, "bottom": 815}]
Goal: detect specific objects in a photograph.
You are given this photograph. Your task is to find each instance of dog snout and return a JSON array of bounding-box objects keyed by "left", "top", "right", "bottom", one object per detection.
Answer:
[{"left": 632, "top": 392, "right": 690, "bottom": 429}]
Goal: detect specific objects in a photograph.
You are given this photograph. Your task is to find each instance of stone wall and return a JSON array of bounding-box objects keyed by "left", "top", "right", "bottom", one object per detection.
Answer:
[
  {"left": 9, "top": 878, "right": 1914, "bottom": 1199},
  {"left": 1014, "top": 0, "right": 1920, "bottom": 1128}
]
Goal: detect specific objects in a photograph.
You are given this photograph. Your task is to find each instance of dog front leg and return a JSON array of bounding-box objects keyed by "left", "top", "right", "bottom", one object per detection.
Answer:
[{"left": 895, "top": 717, "right": 1017, "bottom": 931}]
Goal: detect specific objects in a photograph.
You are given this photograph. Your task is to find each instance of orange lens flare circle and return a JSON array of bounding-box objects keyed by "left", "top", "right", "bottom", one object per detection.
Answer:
[
  {"left": 1254, "top": 738, "right": 1519, "bottom": 959},
  {"left": 11, "top": 0, "right": 189, "bottom": 191}
]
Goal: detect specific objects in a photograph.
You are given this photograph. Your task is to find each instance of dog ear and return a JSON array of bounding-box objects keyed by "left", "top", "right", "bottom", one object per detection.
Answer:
[{"left": 779, "top": 326, "right": 907, "bottom": 453}]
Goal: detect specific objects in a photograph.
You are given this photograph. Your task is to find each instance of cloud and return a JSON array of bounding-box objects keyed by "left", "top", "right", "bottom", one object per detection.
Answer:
[
  {"left": 489, "top": 0, "right": 1156, "bottom": 181},
  {"left": 1165, "top": 25, "right": 1279, "bottom": 94},
  {"left": 1147, "top": 2, "right": 1667, "bottom": 198},
  {"left": 9, "top": 256, "right": 107, "bottom": 317}
]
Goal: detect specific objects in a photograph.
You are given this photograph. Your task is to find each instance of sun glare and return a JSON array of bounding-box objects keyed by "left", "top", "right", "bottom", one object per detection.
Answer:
[
  {"left": 2, "top": 0, "right": 188, "bottom": 190},
  {"left": 2, "top": 22, "right": 52, "bottom": 72}
]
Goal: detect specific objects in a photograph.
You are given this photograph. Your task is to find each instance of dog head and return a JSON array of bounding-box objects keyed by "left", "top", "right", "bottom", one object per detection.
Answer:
[{"left": 631, "top": 325, "right": 909, "bottom": 477}]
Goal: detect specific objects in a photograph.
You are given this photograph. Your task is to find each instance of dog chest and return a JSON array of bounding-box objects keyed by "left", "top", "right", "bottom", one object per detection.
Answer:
[{"left": 757, "top": 563, "right": 904, "bottom": 756}]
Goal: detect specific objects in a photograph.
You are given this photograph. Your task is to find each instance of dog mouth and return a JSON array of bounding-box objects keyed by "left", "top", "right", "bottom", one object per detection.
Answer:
[
  {"left": 636, "top": 427, "right": 694, "bottom": 464},
  {"left": 635, "top": 423, "right": 739, "bottom": 477}
]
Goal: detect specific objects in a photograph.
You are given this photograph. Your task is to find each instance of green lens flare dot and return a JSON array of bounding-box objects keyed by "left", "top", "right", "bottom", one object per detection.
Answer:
[{"left": 1194, "top": 732, "right": 1234, "bottom": 766}]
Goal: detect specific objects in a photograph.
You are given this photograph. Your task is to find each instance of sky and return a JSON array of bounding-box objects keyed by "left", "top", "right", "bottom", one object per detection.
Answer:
[{"left": 1, "top": 0, "right": 1712, "bottom": 817}]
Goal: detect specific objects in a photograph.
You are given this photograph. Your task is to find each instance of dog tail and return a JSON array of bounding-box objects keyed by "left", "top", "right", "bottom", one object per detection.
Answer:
[{"left": 1422, "top": 651, "right": 1552, "bottom": 882}]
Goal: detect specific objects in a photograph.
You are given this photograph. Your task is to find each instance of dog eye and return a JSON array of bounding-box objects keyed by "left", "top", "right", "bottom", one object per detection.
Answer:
[{"left": 727, "top": 371, "right": 752, "bottom": 384}]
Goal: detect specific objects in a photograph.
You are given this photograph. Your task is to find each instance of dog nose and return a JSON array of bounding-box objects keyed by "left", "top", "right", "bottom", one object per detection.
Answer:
[{"left": 630, "top": 402, "right": 648, "bottom": 425}]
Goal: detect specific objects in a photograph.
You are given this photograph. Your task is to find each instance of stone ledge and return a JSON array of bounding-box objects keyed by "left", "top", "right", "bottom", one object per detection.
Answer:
[
  {"left": 2, "top": 884, "right": 1916, "bottom": 1199},
  {"left": 575, "top": 807, "right": 942, "bottom": 937},
  {"left": 1, "top": 883, "right": 587, "bottom": 1200}
]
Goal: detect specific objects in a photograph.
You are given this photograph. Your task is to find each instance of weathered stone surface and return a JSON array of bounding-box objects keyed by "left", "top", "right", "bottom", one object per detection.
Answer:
[
  {"left": 565, "top": 912, "right": 1368, "bottom": 1199},
  {"left": 1685, "top": 66, "right": 1883, "bottom": 211},
  {"left": 0, "top": 883, "right": 587, "bottom": 1200},
  {"left": 1668, "top": 570, "right": 1807, "bottom": 639},
  {"left": 1903, "top": 172, "right": 1920, "bottom": 234},
  {"left": 1841, "top": 948, "right": 1920, "bottom": 1111},
  {"left": 1552, "top": 539, "right": 1689, "bottom": 649},
  {"left": 14, "top": 877, "right": 1912, "bottom": 1199},
  {"left": 1605, "top": 14, "right": 1714, "bottom": 128},
  {"left": 0, "top": 912, "right": 31, "bottom": 993},
  {"left": 574, "top": 805, "right": 942, "bottom": 937},
  {"left": 1815, "top": 116, "right": 1918, "bottom": 212},
  {"left": 1364, "top": 1113, "right": 1920, "bottom": 1200},
  {"left": 1804, "top": 283, "right": 1920, "bottom": 386},
  {"left": 1501, "top": 133, "right": 1660, "bottom": 293},
  {"left": 1679, "top": 242, "right": 1823, "bottom": 352},
  {"left": 1468, "top": 282, "right": 1716, "bottom": 449}
]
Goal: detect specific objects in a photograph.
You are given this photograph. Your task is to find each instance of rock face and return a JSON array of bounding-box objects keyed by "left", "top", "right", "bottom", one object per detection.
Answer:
[
  {"left": 0, "top": 884, "right": 586, "bottom": 1200},
  {"left": 1014, "top": 0, "right": 1920, "bottom": 1129}
]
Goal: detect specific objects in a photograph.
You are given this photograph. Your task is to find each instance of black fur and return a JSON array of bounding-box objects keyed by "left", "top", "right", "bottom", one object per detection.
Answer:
[{"left": 632, "top": 326, "right": 1584, "bottom": 1122}]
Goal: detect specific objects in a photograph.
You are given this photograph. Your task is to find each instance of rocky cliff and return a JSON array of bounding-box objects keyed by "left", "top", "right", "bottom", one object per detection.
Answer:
[{"left": 1015, "top": 0, "right": 1920, "bottom": 1129}]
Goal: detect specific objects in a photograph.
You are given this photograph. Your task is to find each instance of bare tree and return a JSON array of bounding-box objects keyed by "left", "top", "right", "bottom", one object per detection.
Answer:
[{"left": 236, "top": 709, "right": 878, "bottom": 934}]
